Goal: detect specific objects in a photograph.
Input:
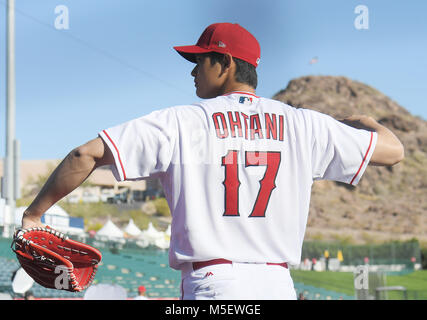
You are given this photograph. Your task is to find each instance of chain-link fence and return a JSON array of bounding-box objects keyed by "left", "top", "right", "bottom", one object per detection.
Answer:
[{"left": 300, "top": 239, "right": 421, "bottom": 274}]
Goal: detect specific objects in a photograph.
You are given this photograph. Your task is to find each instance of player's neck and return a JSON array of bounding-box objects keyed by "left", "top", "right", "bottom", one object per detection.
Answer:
[{"left": 220, "top": 82, "right": 256, "bottom": 97}]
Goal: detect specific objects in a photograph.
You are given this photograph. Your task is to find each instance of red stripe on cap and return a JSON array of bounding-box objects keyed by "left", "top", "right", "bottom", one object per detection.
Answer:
[
  {"left": 102, "top": 130, "right": 127, "bottom": 180},
  {"left": 350, "top": 131, "right": 374, "bottom": 185}
]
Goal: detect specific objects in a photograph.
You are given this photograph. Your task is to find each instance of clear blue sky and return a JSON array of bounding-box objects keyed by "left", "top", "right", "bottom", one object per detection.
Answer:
[{"left": 0, "top": 0, "right": 426, "bottom": 160}]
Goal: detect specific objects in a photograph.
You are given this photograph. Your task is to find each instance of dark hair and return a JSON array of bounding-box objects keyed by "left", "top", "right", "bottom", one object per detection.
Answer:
[
  {"left": 204, "top": 52, "right": 258, "bottom": 89},
  {"left": 24, "top": 291, "right": 34, "bottom": 299}
]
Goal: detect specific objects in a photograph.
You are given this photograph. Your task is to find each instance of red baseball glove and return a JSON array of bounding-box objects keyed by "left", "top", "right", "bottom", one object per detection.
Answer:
[{"left": 11, "top": 226, "right": 102, "bottom": 292}]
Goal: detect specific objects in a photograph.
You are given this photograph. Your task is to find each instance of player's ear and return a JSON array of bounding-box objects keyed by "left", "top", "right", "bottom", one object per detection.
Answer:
[
  {"left": 219, "top": 53, "right": 233, "bottom": 77},
  {"left": 223, "top": 53, "right": 233, "bottom": 70}
]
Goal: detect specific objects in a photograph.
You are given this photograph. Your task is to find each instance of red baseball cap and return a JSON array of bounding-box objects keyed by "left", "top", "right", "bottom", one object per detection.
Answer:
[
  {"left": 138, "top": 285, "right": 146, "bottom": 293},
  {"left": 174, "top": 23, "right": 261, "bottom": 68}
]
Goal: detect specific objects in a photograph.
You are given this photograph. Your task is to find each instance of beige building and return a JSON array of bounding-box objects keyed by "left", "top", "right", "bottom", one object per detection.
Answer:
[{"left": 0, "top": 160, "right": 147, "bottom": 203}]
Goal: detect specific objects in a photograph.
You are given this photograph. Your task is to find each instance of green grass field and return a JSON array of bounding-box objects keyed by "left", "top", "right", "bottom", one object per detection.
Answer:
[
  {"left": 290, "top": 270, "right": 427, "bottom": 300},
  {"left": 387, "top": 271, "right": 427, "bottom": 299}
]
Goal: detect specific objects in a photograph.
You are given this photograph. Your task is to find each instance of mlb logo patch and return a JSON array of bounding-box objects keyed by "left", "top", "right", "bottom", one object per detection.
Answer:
[{"left": 239, "top": 96, "right": 253, "bottom": 104}]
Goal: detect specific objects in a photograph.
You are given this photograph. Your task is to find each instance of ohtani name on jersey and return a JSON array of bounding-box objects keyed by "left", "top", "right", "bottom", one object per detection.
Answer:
[{"left": 212, "top": 111, "right": 284, "bottom": 141}]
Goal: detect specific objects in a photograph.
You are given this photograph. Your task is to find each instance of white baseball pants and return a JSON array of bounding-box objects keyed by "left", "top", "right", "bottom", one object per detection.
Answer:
[{"left": 180, "top": 262, "right": 297, "bottom": 300}]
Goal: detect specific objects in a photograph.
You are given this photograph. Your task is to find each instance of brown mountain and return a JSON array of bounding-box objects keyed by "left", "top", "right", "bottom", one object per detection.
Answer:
[{"left": 273, "top": 76, "right": 427, "bottom": 245}]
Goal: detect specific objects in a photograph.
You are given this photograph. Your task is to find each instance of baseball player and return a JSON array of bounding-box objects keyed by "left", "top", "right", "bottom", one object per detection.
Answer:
[{"left": 21, "top": 22, "right": 404, "bottom": 300}]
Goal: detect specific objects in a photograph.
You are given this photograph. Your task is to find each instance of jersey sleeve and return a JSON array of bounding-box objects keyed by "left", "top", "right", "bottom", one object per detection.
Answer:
[
  {"left": 98, "top": 108, "right": 177, "bottom": 181},
  {"left": 309, "top": 109, "right": 377, "bottom": 185}
]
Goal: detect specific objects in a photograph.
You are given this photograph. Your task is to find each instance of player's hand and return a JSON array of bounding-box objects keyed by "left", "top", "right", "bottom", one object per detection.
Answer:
[{"left": 21, "top": 213, "right": 45, "bottom": 229}]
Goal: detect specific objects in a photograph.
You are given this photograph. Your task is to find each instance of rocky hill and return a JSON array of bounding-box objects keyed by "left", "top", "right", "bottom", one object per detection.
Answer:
[{"left": 273, "top": 76, "right": 427, "bottom": 245}]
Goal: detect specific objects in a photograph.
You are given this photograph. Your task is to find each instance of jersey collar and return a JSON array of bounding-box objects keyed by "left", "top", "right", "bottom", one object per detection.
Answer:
[{"left": 222, "top": 91, "right": 260, "bottom": 98}]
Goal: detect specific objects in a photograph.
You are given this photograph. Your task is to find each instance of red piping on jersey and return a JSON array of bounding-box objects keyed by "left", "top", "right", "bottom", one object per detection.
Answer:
[
  {"left": 222, "top": 91, "right": 260, "bottom": 98},
  {"left": 102, "top": 130, "right": 127, "bottom": 180},
  {"left": 350, "top": 131, "right": 374, "bottom": 185}
]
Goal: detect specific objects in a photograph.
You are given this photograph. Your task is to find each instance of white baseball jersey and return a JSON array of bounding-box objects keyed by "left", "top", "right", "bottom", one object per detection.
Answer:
[{"left": 99, "top": 91, "right": 377, "bottom": 269}]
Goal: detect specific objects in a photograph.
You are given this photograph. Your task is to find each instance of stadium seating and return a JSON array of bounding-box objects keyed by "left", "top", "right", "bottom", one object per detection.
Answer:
[
  {"left": 294, "top": 282, "right": 354, "bottom": 300},
  {"left": 1, "top": 236, "right": 354, "bottom": 300},
  {"left": 0, "top": 237, "right": 180, "bottom": 299}
]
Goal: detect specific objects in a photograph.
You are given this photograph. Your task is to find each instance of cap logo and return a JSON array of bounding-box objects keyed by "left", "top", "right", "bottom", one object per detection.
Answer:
[
  {"left": 218, "top": 41, "right": 226, "bottom": 48},
  {"left": 256, "top": 57, "right": 260, "bottom": 65}
]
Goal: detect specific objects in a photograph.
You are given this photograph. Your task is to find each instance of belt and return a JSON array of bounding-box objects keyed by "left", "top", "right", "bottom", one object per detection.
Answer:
[{"left": 192, "top": 258, "right": 288, "bottom": 271}]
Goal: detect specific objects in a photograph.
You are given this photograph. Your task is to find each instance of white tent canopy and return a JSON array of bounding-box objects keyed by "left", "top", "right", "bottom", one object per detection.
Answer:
[
  {"left": 14, "top": 204, "right": 68, "bottom": 226},
  {"left": 96, "top": 219, "right": 124, "bottom": 240},
  {"left": 138, "top": 222, "right": 170, "bottom": 249},
  {"left": 12, "top": 205, "right": 84, "bottom": 234},
  {"left": 138, "top": 222, "right": 164, "bottom": 241},
  {"left": 165, "top": 224, "right": 171, "bottom": 237},
  {"left": 124, "top": 218, "right": 142, "bottom": 237}
]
